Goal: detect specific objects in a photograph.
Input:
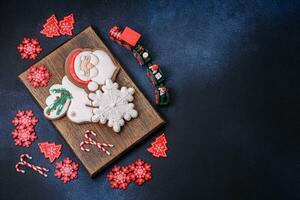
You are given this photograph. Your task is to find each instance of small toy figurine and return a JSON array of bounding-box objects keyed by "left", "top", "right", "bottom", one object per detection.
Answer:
[
  {"left": 132, "top": 44, "right": 152, "bottom": 65},
  {"left": 146, "top": 64, "right": 165, "bottom": 86},
  {"left": 155, "top": 85, "right": 170, "bottom": 106}
]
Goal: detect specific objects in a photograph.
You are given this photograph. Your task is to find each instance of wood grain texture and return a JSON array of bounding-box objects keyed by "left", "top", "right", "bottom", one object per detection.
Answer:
[{"left": 18, "top": 26, "right": 165, "bottom": 177}]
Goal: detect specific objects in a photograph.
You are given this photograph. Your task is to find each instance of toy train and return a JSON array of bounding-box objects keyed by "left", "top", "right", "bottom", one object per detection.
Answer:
[{"left": 109, "top": 26, "right": 170, "bottom": 106}]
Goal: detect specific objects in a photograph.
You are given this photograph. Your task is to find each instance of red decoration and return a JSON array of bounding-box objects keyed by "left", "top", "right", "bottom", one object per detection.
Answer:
[
  {"left": 11, "top": 110, "right": 38, "bottom": 147},
  {"left": 12, "top": 126, "right": 37, "bottom": 147},
  {"left": 40, "top": 14, "right": 60, "bottom": 38},
  {"left": 147, "top": 133, "right": 168, "bottom": 158},
  {"left": 120, "top": 27, "right": 141, "bottom": 47},
  {"left": 12, "top": 110, "right": 38, "bottom": 128},
  {"left": 58, "top": 13, "right": 75, "bottom": 36},
  {"left": 128, "top": 159, "right": 152, "bottom": 185},
  {"left": 17, "top": 37, "right": 42, "bottom": 60},
  {"left": 107, "top": 159, "right": 152, "bottom": 190},
  {"left": 55, "top": 157, "right": 79, "bottom": 183},
  {"left": 150, "top": 64, "right": 159, "bottom": 72},
  {"left": 39, "top": 142, "right": 62, "bottom": 163},
  {"left": 108, "top": 26, "right": 132, "bottom": 50},
  {"left": 68, "top": 50, "right": 90, "bottom": 85},
  {"left": 107, "top": 165, "right": 131, "bottom": 190},
  {"left": 27, "top": 64, "right": 51, "bottom": 88}
]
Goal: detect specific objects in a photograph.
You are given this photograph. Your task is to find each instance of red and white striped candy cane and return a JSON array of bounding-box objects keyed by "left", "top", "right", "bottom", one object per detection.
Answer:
[
  {"left": 80, "top": 130, "right": 114, "bottom": 155},
  {"left": 15, "top": 162, "right": 26, "bottom": 174},
  {"left": 15, "top": 154, "right": 49, "bottom": 177}
]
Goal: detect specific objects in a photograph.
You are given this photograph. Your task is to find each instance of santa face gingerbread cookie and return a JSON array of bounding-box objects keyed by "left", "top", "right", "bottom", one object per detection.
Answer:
[
  {"left": 65, "top": 48, "right": 120, "bottom": 91},
  {"left": 44, "top": 48, "right": 138, "bottom": 132}
]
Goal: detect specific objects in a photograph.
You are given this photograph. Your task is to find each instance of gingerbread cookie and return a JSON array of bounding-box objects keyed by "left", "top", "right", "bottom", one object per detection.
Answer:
[
  {"left": 89, "top": 79, "right": 138, "bottom": 133},
  {"left": 65, "top": 48, "right": 120, "bottom": 91},
  {"left": 44, "top": 48, "right": 138, "bottom": 132}
]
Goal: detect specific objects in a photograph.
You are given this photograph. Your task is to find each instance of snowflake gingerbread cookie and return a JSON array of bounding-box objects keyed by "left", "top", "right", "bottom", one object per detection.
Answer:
[
  {"left": 89, "top": 79, "right": 138, "bottom": 132},
  {"left": 43, "top": 48, "right": 138, "bottom": 132}
]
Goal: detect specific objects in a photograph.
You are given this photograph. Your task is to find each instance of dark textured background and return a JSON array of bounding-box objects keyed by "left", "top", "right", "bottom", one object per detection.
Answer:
[{"left": 1, "top": 0, "right": 300, "bottom": 199}]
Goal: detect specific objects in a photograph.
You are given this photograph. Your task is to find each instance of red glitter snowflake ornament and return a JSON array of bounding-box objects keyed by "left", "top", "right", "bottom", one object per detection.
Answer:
[
  {"left": 55, "top": 157, "right": 79, "bottom": 183},
  {"left": 27, "top": 64, "right": 51, "bottom": 88},
  {"left": 40, "top": 14, "right": 60, "bottom": 38},
  {"left": 12, "top": 110, "right": 38, "bottom": 128},
  {"left": 107, "top": 165, "right": 131, "bottom": 190},
  {"left": 17, "top": 37, "right": 42, "bottom": 60},
  {"left": 39, "top": 142, "right": 62, "bottom": 163},
  {"left": 128, "top": 159, "right": 152, "bottom": 185},
  {"left": 59, "top": 13, "right": 75, "bottom": 36},
  {"left": 147, "top": 133, "right": 168, "bottom": 158},
  {"left": 12, "top": 126, "right": 37, "bottom": 147}
]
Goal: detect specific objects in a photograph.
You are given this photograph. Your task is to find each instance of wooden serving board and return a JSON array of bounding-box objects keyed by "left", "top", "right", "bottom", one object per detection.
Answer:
[{"left": 19, "top": 26, "right": 165, "bottom": 177}]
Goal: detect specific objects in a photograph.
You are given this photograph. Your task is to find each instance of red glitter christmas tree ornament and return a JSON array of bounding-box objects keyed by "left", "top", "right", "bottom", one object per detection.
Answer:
[
  {"left": 40, "top": 14, "right": 60, "bottom": 38},
  {"left": 107, "top": 165, "right": 131, "bottom": 190},
  {"left": 17, "top": 37, "right": 42, "bottom": 60},
  {"left": 58, "top": 13, "right": 75, "bottom": 36},
  {"left": 128, "top": 159, "right": 152, "bottom": 185},
  {"left": 55, "top": 157, "right": 79, "bottom": 183},
  {"left": 27, "top": 64, "right": 51, "bottom": 88},
  {"left": 39, "top": 142, "right": 62, "bottom": 163},
  {"left": 12, "top": 126, "right": 37, "bottom": 147},
  {"left": 12, "top": 110, "right": 38, "bottom": 128},
  {"left": 147, "top": 133, "right": 168, "bottom": 158}
]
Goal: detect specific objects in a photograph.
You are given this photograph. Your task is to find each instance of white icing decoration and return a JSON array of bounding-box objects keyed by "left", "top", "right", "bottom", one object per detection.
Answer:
[
  {"left": 89, "top": 79, "right": 138, "bottom": 133},
  {"left": 62, "top": 76, "right": 93, "bottom": 123},
  {"left": 44, "top": 76, "right": 93, "bottom": 123},
  {"left": 73, "top": 50, "right": 117, "bottom": 85},
  {"left": 88, "top": 81, "right": 98, "bottom": 91},
  {"left": 80, "top": 70, "right": 85, "bottom": 75},
  {"left": 44, "top": 84, "right": 71, "bottom": 119}
]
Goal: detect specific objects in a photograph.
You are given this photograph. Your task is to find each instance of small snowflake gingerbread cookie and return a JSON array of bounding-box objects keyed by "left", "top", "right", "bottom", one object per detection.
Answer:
[{"left": 89, "top": 79, "right": 138, "bottom": 133}]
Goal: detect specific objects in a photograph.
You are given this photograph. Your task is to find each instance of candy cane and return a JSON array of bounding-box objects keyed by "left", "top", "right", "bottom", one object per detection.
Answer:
[
  {"left": 80, "top": 130, "right": 114, "bottom": 155},
  {"left": 15, "top": 162, "right": 26, "bottom": 174},
  {"left": 15, "top": 154, "right": 49, "bottom": 177}
]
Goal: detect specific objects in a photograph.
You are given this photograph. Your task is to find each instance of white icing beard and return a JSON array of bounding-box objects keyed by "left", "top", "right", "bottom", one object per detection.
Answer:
[{"left": 74, "top": 50, "right": 117, "bottom": 86}]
